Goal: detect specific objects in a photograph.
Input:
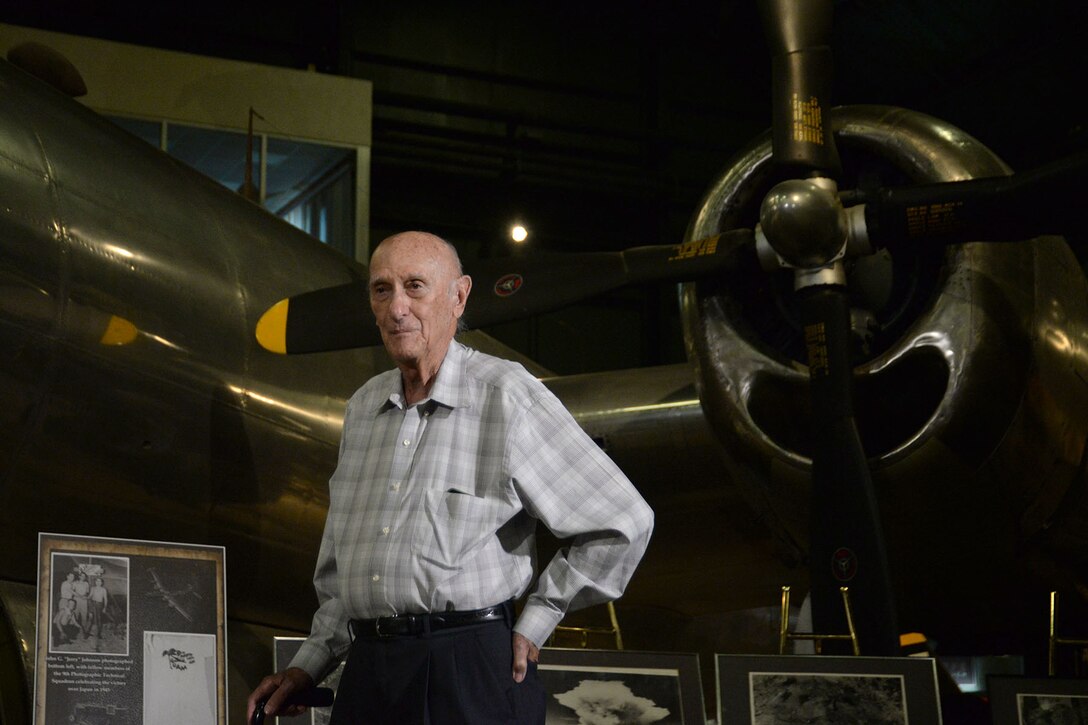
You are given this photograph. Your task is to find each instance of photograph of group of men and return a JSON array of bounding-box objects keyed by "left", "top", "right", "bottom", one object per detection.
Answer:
[{"left": 50, "top": 554, "right": 129, "bottom": 655}]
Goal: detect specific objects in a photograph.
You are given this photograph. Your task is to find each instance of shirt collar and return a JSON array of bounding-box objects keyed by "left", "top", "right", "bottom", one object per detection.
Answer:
[
  {"left": 427, "top": 339, "right": 469, "bottom": 410},
  {"left": 378, "top": 339, "right": 470, "bottom": 412}
]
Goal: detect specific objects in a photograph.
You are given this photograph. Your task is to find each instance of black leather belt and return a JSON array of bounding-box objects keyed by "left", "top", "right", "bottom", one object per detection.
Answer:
[{"left": 349, "top": 602, "right": 509, "bottom": 639}]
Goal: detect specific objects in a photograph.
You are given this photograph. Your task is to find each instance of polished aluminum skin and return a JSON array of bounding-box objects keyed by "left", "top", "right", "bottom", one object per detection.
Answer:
[{"left": 683, "top": 105, "right": 1088, "bottom": 646}]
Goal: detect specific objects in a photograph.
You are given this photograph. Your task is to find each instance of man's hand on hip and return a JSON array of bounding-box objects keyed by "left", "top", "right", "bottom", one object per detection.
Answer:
[{"left": 512, "top": 632, "right": 540, "bottom": 683}]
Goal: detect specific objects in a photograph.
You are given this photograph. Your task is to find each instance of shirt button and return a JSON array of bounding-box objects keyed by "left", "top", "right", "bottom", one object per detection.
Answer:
[
  {"left": 402, "top": 439, "right": 410, "bottom": 446},
  {"left": 371, "top": 574, "right": 380, "bottom": 582},
  {"left": 381, "top": 527, "right": 390, "bottom": 536},
  {"left": 392, "top": 482, "right": 401, "bottom": 491}
]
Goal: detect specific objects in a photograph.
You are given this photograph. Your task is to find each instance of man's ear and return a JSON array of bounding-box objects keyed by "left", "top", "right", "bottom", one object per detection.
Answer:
[{"left": 454, "top": 275, "right": 472, "bottom": 317}]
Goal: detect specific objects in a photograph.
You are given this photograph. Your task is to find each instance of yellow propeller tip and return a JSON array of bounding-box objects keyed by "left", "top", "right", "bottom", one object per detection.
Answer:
[
  {"left": 256, "top": 298, "right": 290, "bottom": 354},
  {"left": 99, "top": 315, "right": 138, "bottom": 346}
]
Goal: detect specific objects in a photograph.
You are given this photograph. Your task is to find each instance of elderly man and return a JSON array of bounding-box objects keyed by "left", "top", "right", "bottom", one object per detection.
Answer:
[{"left": 248, "top": 231, "right": 653, "bottom": 724}]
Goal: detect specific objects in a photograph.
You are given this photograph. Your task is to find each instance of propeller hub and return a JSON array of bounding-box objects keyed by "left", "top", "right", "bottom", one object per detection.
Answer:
[{"left": 759, "top": 177, "right": 847, "bottom": 269}]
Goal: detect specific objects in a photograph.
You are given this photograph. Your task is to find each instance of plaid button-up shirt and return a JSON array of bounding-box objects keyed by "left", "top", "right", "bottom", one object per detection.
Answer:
[{"left": 290, "top": 341, "right": 654, "bottom": 680}]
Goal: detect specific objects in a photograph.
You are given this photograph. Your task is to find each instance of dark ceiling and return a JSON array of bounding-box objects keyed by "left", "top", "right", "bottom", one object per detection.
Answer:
[{"left": 2, "top": 0, "right": 1086, "bottom": 372}]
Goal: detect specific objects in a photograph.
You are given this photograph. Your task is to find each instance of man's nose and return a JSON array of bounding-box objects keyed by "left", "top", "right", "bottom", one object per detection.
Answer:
[{"left": 388, "top": 287, "right": 410, "bottom": 317}]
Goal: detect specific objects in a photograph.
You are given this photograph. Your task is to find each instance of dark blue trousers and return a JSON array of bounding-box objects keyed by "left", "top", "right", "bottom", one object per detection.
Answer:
[{"left": 328, "top": 618, "right": 546, "bottom": 724}]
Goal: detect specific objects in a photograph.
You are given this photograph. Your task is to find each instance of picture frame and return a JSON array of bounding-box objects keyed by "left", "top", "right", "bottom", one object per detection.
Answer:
[
  {"left": 715, "top": 654, "right": 942, "bottom": 725},
  {"left": 937, "top": 654, "right": 1023, "bottom": 693},
  {"left": 539, "top": 647, "right": 705, "bottom": 724},
  {"left": 987, "top": 675, "right": 1088, "bottom": 725},
  {"left": 34, "top": 532, "right": 226, "bottom": 725}
]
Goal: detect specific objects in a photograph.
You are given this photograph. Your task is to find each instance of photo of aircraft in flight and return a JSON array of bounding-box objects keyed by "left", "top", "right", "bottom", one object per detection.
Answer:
[
  {"left": 146, "top": 568, "right": 201, "bottom": 624},
  {"left": 1, "top": 1, "right": 1087, "bottom": 721}
]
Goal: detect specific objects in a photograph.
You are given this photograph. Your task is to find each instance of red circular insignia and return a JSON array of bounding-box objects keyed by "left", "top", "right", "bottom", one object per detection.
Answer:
[
  {"left": 494, "top": 273, "right": 523, "bottom": 297},
  {"left": 831, "top": 547, "right": 858, "bottom": 582}
]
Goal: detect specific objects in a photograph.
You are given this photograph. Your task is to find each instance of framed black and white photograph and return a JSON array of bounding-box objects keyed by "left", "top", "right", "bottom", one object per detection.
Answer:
[
  {"left": 48, "top": 552, "right": 129, "bottom": 656},
  {"left": 538, "top": 647, "right": 705, "bottom": 724},
  {"left": 34, "top": 532, "right": 226, "bottom": 725},
  {"left": 274, "top": 636, "right": 344, "bottom": 725},
  {"left": 715, "top": 654, "right": 942, "bottom": 725},
  {"left": 988, "top": 675, "right": 1088, "bottom": 725}
]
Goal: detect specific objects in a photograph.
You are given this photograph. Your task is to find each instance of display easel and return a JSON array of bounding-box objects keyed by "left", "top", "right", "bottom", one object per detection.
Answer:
[
  {"left": 1048, "top": 590, "right": 1088, "bottom": 676},
  {"left": 778, "top": 585, "right": 860, "bottom": 655},
  {"left": 548, "top": 601, "right": 624, "bottom": 649}
]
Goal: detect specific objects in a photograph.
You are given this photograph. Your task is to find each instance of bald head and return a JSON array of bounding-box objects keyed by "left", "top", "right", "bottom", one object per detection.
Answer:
[{"left": 372, "top": 231, "right": 464, "bottom": 276}]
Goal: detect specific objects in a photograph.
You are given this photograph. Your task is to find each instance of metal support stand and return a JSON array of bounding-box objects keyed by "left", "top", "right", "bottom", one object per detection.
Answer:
[
  {"left": 1049, "top": 591, "right": 1088, "bottom": 676},
  {"left": 779, "top": 585, "right": 860, "bottom": 655},
  {"left": 548, "top": 601, "right": 624, "bottom": 649}
]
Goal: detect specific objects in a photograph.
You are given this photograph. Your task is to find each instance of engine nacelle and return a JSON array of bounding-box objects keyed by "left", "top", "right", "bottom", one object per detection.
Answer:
[{"left": 682, "top": 105, "right": 1088, "bottom": 652}]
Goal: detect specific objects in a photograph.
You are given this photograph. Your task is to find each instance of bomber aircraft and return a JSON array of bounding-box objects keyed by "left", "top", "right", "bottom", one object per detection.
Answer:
[
  {"left": 1, "top": 1, "right": 1087, "bottom": 722},
  {"left": 146, "top": 568, "right": 200, "bottom": 624}
]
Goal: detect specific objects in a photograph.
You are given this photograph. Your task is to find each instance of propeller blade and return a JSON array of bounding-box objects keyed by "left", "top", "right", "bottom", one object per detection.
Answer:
[
  {"left": 256, "top": 231, "right": 754, "bottom": 354},
  {"left": 862, "top": 149, "right": 1088, "bottom": 246},
  {"left": 759, "top": 0, "right": 899, "bottom": 655},
  {"left": 256, "top": 280, "right": 376, "bottom": 354},
  {"left": 464, "top": 231, "right": 752, "bottom": 329},
  {"left": 801, "top": 286, "right": 900, "bottom": 656},
  {"left": 758, "top": 0, "right": 841, "bottom": 178}
]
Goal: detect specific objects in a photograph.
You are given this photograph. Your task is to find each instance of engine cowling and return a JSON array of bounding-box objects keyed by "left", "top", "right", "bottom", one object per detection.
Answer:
[{"left": 682, "top": 105, "right": 1088, "bottom": 653}]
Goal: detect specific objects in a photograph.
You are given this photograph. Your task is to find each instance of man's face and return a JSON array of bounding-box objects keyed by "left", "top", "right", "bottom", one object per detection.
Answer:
[{"left": 368, "top": 234, "right": 470, "bottom": 368}]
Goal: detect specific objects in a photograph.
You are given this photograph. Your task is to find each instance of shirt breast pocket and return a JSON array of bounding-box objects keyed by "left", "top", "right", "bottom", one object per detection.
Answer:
[{"left": 411, "top": 487, "right": 507, "bottom": 573}]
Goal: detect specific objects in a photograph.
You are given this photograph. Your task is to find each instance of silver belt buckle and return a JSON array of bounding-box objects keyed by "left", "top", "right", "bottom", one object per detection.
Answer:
[{"left": 374, "top": 616, "right": 391, "bottom": 638}]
